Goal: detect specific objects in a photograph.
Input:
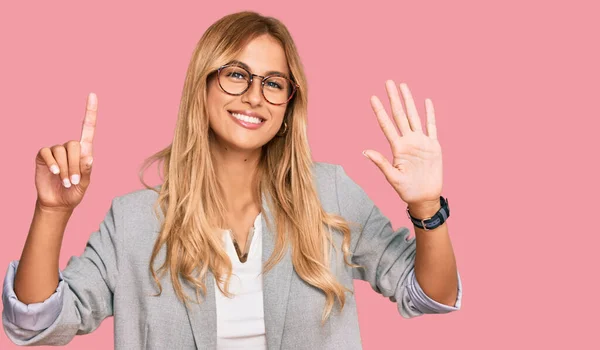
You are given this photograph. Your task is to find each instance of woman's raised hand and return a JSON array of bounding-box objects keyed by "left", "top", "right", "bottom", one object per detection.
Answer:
[
  {"left": 363, "top": 81, "right": 443, "bottom": 207},
  {"left": 34, "top": 93, "right": 97, "bottom": 212}
]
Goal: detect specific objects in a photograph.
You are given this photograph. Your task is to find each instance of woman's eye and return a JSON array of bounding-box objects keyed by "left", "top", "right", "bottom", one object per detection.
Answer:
[
  {"left": 267, "top": 81, "right": 282, "bottom": 89},
  {"left": 229, "top": 72, "right": 245, "bottom": 79}
]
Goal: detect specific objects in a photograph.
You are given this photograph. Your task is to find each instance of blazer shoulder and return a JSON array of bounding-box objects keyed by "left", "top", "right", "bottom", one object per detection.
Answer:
[
  {"left": 311, "top": 161, "right": 340, "bottom": 179},
  {"left": 310, "top": 161, "right": 343, "bottom": 207},
  {"left": 110, "top": 185, "right": 163, "bottom": 229},
  {"left": 115, "top": 185, "right": 161, "bottom": 207}
]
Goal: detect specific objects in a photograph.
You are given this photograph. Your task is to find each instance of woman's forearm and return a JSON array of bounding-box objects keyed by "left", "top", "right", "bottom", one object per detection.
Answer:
[
  {"left": 410, "top": 201, "right": 459, "bottom": 306},
  {"left": 13, "top": 201, "right": 73, "bottom": 304}
]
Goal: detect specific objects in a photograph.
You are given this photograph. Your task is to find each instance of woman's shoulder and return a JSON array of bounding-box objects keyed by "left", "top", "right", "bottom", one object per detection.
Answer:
[
  {"left": 310, "top": 161, "right": 344, "bottom": 206},
  {"left": 115, "top": 185, "right": 162, "bottom": 206},
  {"left": 311, "top": 161, "right": 340, "bottom": 178},
  {"left": 108, "top": 185, "right": 163, "bottom": 226}
]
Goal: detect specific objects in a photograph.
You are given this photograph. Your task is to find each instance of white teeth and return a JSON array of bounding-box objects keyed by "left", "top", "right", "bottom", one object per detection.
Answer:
[{"left": 230, "top": 112, "right": 263, "bottom": 124}]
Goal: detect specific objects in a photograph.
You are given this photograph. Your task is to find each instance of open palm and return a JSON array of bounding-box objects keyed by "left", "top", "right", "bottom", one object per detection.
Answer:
[{"left": 364, "top": 81, "right": 443, "bottom": 206}]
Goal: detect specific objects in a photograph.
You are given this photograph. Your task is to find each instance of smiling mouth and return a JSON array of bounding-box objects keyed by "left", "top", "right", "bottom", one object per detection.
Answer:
[{"left": 228, "top": 111, "right": 266, "bottom": 124}]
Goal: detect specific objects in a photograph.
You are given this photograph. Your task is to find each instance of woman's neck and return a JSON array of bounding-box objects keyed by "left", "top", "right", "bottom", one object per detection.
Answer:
[{"left": 212, "top": 145, "right": 262, "bottom": 212}]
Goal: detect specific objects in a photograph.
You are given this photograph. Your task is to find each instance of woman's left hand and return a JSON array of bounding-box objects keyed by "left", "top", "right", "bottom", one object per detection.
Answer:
[{"left": 363, "top": 80, "right": 443, "bottom": 207}]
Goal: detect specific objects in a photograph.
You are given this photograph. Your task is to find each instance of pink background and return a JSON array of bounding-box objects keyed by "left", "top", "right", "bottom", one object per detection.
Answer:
[{"left": 1, "top": 0, "right": 598, "bottom": 349}]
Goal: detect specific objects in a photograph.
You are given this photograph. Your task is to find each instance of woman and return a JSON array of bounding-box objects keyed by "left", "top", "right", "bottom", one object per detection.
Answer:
[{"left": 2, "top": 11, "right": 462, "bottom": 349}]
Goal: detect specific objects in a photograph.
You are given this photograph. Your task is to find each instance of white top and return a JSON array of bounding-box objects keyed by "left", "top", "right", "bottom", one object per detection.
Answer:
[{"left": 214, "top": 213, "right": 266, "bottom": 350}]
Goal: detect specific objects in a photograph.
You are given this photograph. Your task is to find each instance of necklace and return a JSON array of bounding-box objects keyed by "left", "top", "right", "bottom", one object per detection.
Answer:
[{"left": 227, "top": 225, "right": 255, "bottom": 263}]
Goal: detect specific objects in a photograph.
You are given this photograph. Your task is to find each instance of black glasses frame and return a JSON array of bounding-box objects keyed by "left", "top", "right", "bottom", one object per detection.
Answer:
[{"left": 216, "top": 64, "right": 300, "bottom": 106}]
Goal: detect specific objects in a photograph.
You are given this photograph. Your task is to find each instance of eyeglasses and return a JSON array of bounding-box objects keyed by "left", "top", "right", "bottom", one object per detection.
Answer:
[{"left": 216, "top": 64, "right": 299, "bottom": 105}]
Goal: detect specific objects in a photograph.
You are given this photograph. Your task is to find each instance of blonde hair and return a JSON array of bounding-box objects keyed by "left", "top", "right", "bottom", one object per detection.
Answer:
[{"left": 139, "top": 11, "right": 361, "bottom": 324}]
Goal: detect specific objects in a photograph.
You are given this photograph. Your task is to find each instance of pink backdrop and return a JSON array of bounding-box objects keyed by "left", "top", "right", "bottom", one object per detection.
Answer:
[{"left": 1, "top": 1, "right": 598, "bottom": 349}]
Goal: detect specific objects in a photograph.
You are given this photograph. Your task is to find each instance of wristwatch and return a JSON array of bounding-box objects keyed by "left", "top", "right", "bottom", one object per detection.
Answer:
[{"left": 406, "top": 196, "right": 449, "bottom": 231}]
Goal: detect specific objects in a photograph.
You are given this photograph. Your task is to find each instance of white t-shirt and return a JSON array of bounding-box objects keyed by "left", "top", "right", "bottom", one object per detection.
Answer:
[{"left": 214, "top": 213, "right": 266, "bottom": 350}]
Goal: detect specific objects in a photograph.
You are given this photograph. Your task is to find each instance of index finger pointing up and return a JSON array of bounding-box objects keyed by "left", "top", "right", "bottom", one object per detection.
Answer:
[{"left": 80, "top": 92, "right": 98, "bottom": 157}]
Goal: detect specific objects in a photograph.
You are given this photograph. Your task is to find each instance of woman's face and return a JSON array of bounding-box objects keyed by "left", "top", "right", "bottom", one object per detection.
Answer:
[{"left": 207, "top": 34, "right": 290, "bottom": 153}]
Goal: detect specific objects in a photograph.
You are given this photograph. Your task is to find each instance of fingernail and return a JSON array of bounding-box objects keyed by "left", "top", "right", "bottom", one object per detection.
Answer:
[
  {"left": 362, "top": 150, "right": 369, "bottom": 159},
  {"left": 50, "top": 165, "right": 59, "bottom": 174},
  {"left": 71, "top": 174, "right": 80, "bottom": 185},
  {"left": 88, "top": 93, "right": 97, "bottom": 106},
  {"left": 63, "top": 178, "right": 71, "bottom": 188}
]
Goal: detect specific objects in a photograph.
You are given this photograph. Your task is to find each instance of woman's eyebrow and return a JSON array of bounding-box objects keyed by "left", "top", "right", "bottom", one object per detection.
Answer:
[{"left": 228, "top": 60, "right": 290, "bottom": 79}]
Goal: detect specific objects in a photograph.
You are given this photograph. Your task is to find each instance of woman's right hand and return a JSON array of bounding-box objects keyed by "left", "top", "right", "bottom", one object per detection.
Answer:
[{"left": 34, "top": 93, "right": 98, "bottom": 212}]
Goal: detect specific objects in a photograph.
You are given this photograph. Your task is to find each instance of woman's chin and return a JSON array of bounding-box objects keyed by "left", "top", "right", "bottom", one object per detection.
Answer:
[{"left": 218, "top": 135, "right": 267, "bottom": 152}]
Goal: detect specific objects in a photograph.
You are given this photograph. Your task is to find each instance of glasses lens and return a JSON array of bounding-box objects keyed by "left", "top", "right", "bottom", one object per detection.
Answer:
[
  {"left": 219, "top": 65, "right": 250, "bottom": 94},
  {"left": 263, "top": 76, "right": 293, "bottom": 105}
]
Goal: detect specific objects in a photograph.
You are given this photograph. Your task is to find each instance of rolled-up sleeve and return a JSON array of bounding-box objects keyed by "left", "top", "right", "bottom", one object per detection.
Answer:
[
  {"left": 403, "top": 268, "right": 462, "bottom": 317},
  {"left": 334, "top": 164, "right": 462, "bottom": 319},
  {"left": 2, "top": 260, "right": 65, "bottom": 331}
]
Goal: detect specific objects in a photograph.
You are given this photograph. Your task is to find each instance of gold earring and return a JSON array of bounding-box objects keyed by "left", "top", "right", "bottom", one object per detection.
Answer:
[{"left": 277, "top": 121, "right": 288, "bottom": 136}]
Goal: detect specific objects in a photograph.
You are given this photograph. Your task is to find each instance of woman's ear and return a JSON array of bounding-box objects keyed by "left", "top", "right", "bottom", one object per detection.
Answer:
[{"left": 206, "top": 72, "right": 216, "bottom": 86}]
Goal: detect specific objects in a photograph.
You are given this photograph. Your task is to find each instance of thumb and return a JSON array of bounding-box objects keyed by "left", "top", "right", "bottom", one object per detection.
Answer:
[
  {"left": 363, "top": 150, "right": 395, "bottom": 182},
  {"left": 79, "top": 156, "right": 94, "bottom": 186}
]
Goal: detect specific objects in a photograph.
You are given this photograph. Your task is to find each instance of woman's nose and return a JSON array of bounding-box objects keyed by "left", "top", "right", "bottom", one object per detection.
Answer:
[{"left": 243, "top": 78, "right": 264, "bottom": 105}]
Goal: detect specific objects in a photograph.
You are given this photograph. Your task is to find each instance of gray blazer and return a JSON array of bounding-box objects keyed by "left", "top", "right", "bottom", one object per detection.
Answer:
[{"left": 2, "top": 162, "right": 462, "bottom": 349}]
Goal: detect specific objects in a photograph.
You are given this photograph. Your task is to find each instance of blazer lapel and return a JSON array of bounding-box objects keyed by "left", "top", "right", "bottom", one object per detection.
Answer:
[
  {"left": 261, "top": 191, "right": 294, "bottom": 350},
  {"left": 182, "top": 268, "right": 217, "bottom": 349}
]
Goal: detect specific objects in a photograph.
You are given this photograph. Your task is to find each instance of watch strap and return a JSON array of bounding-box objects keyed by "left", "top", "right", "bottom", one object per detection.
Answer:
[{"left": 406, "top": 196, "right": 449, "bottom": 231}]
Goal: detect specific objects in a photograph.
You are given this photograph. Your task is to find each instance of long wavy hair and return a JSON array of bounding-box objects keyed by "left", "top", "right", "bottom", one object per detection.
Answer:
[{"left": 138, "top": 11, "right": 362, "bottom": 324}]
